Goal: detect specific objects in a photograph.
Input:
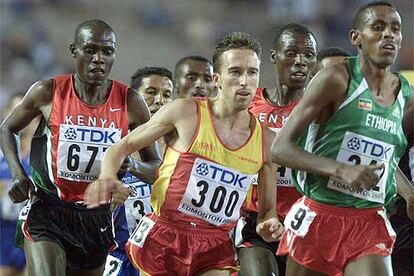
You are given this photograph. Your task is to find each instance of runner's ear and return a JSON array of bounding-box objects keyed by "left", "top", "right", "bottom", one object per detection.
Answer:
[
  {"left": 70, "top": 43, "right": 76, "bottom": 58},
  {"left": 270, "top": 50, "right": 277, "bottom": 64},
  {"left": 349, "top": 30, "right": 361, "bottom": 49}
]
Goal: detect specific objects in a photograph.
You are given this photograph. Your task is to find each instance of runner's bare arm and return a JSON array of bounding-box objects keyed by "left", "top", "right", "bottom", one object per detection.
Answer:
[
  {"left": 0, "top": 80, "right": 53, "bottom": 202},
  {"left": 126, "top": 88, "right": 162, "bottom": 183},
  {"left": 256, "top": 127, "right": 283, "bottom": 242},
  {"left": 101, "top": 99, "right": 194, "bottom": 179},
  {"left": 85, "top": 99, "right": 197, "bottom": 208},
  {"left": 257, "top": 127, "right": 277, "bottom": 220},
  {"left": 271, "top": 65, "right": 383, "bottom": 189}
]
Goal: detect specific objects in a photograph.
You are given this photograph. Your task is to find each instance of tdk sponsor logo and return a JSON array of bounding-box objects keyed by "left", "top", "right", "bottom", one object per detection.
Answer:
[
  {"left": 64, "top": 128, "right": 77, "bottom": 140},
  {"left": 347, "top": 137, "right": 360, "bottom": 151},
  {"left": 61, "top": 124, "right": 121, "bottom": 145},
  {"left": 196, "top": 162, "right": 209, "bottom": 176},
  {"left": 347, "top": 137, "right": 391, "bottom": 160},
  {"left": 76, "top": 128, "right": 117, "bottom": 143},
  {"left": 195, "top": 161, "right": 248, "bottom": 189}
]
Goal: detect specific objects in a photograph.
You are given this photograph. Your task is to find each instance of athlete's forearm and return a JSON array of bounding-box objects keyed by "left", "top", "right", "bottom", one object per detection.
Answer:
[
  {"left": 100, "top": 143, "right": 130, "bottom": 180},
  {"left": 271, "top": 139, "right": 346, "bottom": 179},
  {"left": 396, "top": 167, "right": 414, "bottom": 201},
  {"left": 0, "top": 126, "right": 28, "bottom": 179},
  {"left": 257, "top": 163, "right": 277, "bottom": 221}
]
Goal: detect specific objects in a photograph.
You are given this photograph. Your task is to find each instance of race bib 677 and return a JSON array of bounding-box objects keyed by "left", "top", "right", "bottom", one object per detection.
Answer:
[{"left": 57, "top": 124, "right": 122, "bottom": 182}]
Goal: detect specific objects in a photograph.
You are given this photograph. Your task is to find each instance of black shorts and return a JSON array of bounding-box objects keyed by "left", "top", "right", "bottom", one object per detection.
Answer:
[
  {"left": 234, "top": 211, "right": 286, "bottom": 274},
  {"left": 235, "top": 211, "right": 279, "bottom": 252},
  {"left": 25, "top": 197, "right": 114, "bottom": 270}
]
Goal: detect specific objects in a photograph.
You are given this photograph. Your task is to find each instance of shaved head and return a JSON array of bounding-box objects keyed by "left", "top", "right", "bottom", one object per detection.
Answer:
[
  {"left": 351, "top": 1, "right": 395, "bottom": 30},
  {"left": 74, "top": 19, "right": 115, "bottom": 44},
  {"left": 272, "top": 23, "right": 317, "bottom": 51}
]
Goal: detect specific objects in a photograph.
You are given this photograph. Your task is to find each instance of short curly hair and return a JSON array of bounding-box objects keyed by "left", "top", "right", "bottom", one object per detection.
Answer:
[
  {"left": 130, "top": 66, "right": 172, "bottom": 90},
  {"left": 212, "top": 32, "right": 261, "bottom": 73}
]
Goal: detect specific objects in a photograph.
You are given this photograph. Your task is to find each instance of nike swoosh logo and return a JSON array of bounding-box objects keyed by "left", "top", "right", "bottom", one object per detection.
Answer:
[
  {"left": 109, "top": 108, "right": 123, "bottom": 112},
  {"left": 100, "top": 226, "right": 110, "bottom": 232}
]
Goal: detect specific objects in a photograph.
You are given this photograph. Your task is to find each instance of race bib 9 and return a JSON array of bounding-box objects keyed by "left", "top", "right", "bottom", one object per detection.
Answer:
[
  {"left": 178, "top": 158, "right": 255, "bottom": 226},
  {"left": 284, "top": 198, "right": 316, "bottom": 237},
  {"left": 327, "top": 131, "right": 394, "bottom": 203},
  {"left": 57, "top": 124, "right": 122, "bottom": 182}
]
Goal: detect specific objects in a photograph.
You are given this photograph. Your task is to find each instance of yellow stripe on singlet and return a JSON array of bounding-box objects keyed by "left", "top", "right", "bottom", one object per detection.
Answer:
[
  {"left": 189, "top": 99, "right": 263, "bottom": 174},
  {"left": 151, "top": 146, "right": 181, "bottom": 215},
  {"left": 151, "top": 99, "right": 264, "bottom": 215},
  {"left": 244, "top": 185, "right": 254, "bottom": 209}
]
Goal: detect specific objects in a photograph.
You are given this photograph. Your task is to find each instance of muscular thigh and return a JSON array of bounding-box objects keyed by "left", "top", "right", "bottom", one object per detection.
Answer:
[
  {"left": 24, "top": 240, "right": 66, "bottom": 276},
  {"left": 239, "top": 247, "right": 279, "bottom": 276},
  {"left": 286, "top": 257, "right": 327, "bottom": 276},
  {"left": 344, "top": 255, "right": 393, "bottom": 276}
]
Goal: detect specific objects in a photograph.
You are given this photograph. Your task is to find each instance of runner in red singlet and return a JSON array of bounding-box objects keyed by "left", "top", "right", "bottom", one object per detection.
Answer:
[
  {"left": 0, "top": 19, "right": 161, "bottom": 276},
  {"left": 235, "top": 23, "right": 318, "bottom": 276}
]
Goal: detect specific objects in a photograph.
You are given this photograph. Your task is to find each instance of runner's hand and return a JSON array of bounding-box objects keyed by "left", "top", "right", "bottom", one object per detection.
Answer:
[
  {"left": 340, "top": 163, "right": 384, "bottom": 190},
  {"left": 84, "top": 179, "right": 130, "bottom": 209},
  {"left": 9, "top": 177, "right": 33, "bottom": 203},
  {"left": 256, "top": 217, "right": 284, "bottom": 242}
]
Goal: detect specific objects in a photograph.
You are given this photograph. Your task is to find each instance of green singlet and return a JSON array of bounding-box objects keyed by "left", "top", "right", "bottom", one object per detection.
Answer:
[{"left": 293, "top": 56, "right": 412, "bottom": 209}]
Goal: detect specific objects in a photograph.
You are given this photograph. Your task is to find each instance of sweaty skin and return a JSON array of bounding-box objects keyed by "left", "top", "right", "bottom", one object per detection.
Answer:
[
  {"left": 0, "top": 22, "right": 161, "bottom": 276},
  {"left": 85, "top": 49, "right": 283, "bottom": 242},
  {"left": 271, "top": 6, "right": 412, "bottom": 276},
  {"left": 239, "top": 29, "right": 317, "bottom": 276}
]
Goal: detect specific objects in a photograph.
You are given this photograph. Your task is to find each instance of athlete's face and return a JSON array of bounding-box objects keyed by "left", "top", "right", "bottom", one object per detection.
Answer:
[
  {"left": 214, "top": 49, "right": 260, "bottom": 111},
  {"left": 137, "top": 74, "right": 173, "bottom": 115},
  {"left": 271, "top": 32, "right": 317, "bottom": 90},
  {"left": 175, "top": 60, "right": 214, "bottom": 98},
  {"left": 71, "top": 28, "right": 116, "bottom": 86},
  {"left": 351, "top": 6, "right": 402, "bottom": 68}
]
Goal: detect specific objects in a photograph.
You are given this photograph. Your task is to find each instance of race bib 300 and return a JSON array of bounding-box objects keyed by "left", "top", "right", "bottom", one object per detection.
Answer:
[{"left": 178, "top": 158, "right": 255, "bottom": 226}]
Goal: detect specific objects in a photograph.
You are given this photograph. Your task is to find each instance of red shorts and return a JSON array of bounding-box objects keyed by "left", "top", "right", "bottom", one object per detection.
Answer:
[
  {"left": 277, "top": 197, "right": 396, "bottom": 276},
  {"left": 126, "top": 214, "right": 238, "bottom": 276}
]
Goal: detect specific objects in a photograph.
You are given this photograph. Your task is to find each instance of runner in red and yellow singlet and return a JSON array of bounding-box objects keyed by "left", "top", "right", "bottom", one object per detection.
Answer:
[{"left": 85, "top": 32, "right": 284, "bottom": 276}]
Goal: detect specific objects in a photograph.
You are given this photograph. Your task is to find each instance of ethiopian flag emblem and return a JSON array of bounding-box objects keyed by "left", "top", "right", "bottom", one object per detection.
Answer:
[{"left": 358, "top": 98, "right": 372, "bottom": 111}]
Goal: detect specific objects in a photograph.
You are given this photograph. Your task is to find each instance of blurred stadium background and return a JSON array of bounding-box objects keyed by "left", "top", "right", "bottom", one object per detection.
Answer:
[{"left": 1, "top": 0, "right": 413, "bottom": 111}]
